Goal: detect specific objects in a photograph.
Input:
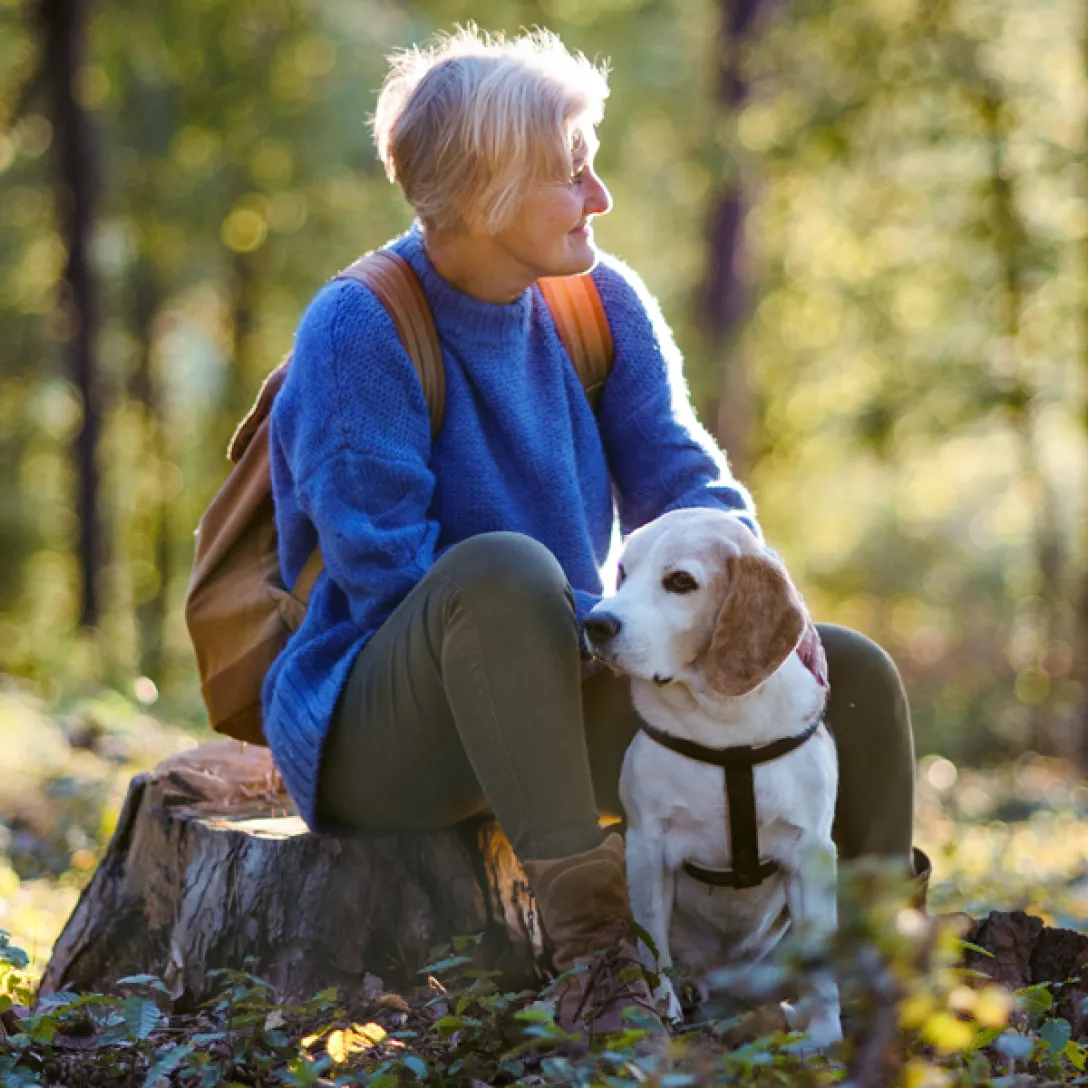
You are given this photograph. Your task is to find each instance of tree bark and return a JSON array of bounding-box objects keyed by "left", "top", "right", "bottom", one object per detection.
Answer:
[
  {"left": 41, "top": 0, "right": 103, "bottom": 627},
  {"left": 129, "top": 261, "right": 169, "bottom": 682},
  {"left": 38, "top": 742, "right": 543, "bottom": 1007},
  {"left": 701, "top": 0, "right": 773, "bottom": 477},
  {"left": 976, "top": 79, "right": 1068, "bottom": 756},
  {"left": 1077, "top": 3, "right": 1088, "bottom": 766}
]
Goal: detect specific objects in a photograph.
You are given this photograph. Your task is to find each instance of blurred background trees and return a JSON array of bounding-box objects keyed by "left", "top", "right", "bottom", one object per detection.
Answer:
[{"left": 0, "top": 0, "right": 1085, "bottom": 768}]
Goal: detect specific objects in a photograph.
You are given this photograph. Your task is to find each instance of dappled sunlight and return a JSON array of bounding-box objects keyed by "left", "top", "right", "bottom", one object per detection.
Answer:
[
  {"left": 918, "top": 752, "right": 1088, "bottom": 925},
  {"left": 2, "top": 0, "right": 1088, "bottom": 1080},
  {"left": 0, "top": 682, "right": 197, "bottom": 970}
]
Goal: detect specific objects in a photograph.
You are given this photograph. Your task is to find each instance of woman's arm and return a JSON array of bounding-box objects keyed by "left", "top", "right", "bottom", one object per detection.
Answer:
[
  {"left": 592, "top": 254, "right": 760, "bottom": 539},
  {"left": 271, "top": 278, "right": 439, "bottom": 635}
]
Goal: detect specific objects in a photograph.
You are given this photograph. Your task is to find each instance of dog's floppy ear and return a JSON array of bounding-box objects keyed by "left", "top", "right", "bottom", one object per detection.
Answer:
[{"left": 704, "top": 554, "right": 807, "bottom": 697}]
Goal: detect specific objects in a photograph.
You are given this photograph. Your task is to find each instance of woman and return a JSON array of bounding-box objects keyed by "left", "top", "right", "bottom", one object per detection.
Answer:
[{"left": 263, "top": 27, "right": 920, "bottom": 1040}]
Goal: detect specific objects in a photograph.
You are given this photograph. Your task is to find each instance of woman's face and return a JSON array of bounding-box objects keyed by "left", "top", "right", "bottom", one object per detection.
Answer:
[{"left": 490, "top": 127, "right": 612, "bottom": 281}]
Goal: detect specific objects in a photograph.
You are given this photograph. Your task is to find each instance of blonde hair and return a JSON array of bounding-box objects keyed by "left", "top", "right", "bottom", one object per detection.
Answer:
[{"left": 372, "top": 26, "right": 609, "bottom": 234}]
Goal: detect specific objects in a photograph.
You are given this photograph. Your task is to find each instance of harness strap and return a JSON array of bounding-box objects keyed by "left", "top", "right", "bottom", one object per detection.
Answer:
[
  {"left": 683, "top": 857, "right": 779, "bottom": 888},
  {"left": 639, "top": 714, "right": 823, "bottom": 890},
  {"left": 637, "top": 715, "right": 822, "bottom": 770}
]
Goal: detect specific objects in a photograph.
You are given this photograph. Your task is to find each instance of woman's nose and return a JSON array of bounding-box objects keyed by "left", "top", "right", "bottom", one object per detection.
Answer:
[{"left": 584, "top": 168, "right": 612, "bottom": 217}]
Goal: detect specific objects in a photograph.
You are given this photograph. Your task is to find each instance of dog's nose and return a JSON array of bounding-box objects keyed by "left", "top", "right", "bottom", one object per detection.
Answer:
[{"left": 584, "top": 613, "right": 622, "bottom": 646}]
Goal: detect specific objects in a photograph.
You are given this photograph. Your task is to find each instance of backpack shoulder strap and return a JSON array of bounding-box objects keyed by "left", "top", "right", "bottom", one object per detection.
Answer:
[
  {"left": 537, "top": 274, "right": 613, "bottom": 409},
  {"left": 337, "top": 250, "right": 445, "bottom": 438},
  {"left": 288, "top": 252, "right": 443, "bottom": 600}
]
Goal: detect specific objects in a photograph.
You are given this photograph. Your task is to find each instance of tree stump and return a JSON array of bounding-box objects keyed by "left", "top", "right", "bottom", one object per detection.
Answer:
[{"left": 38, "top": 740, "right": 543, "bottom": 1006}]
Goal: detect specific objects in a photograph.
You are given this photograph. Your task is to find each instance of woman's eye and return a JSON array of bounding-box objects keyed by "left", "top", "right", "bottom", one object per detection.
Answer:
[
  {"left": 571, "top": 165, "right": 588, "bottom": 185},
  {"left": 662, "top": 571, "right": 699, "bottom": 594}
]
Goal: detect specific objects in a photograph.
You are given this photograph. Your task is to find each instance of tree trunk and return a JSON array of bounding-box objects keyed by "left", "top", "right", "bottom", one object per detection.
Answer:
[
  {"left": 1077, "top": 3, "right": 1088, "bottom": 766},
  {"left": 129, "top": 261, "right": 169, "bottom": 683},
  {"left": 38, "top": 742, "right": 543, "bottom": 1007},
  {"left": 701, "top": 0, "right": 773, "bottom": 477},
  {"left": 976, "top": 79, "right": 1068, "bottom": 756},
  {"left": 225, "top": 250, "right": 261, "bottom": 434},
  {"left": 41, "top": 0, "right": 103, "bottom": 627}
]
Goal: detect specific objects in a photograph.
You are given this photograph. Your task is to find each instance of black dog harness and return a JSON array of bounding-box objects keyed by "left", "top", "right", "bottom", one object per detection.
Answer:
[{"left": 638, "top": 714, "right": 824, "bottom": 890}]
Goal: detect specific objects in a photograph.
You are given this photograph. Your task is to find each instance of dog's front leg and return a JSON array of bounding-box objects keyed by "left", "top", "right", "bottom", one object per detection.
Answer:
[
  {"left": 625, "top": 827, "right": 682, "bottom": 1022},
  {"left": 783, "top": 838, "right": 842, "bottom": 1050}
]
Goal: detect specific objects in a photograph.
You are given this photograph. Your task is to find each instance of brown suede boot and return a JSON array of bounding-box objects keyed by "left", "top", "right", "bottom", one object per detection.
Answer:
[{"left": 522, "top": 833, "right": 668, "bottom": 1046}]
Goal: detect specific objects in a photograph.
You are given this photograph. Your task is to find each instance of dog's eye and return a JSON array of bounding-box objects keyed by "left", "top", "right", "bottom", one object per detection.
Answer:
[
  {"left": 616, "top": 565, "right": 627, "bottom": 587},
  {"left": 662, "top": 571, "right": 699, "bottom": 594}
]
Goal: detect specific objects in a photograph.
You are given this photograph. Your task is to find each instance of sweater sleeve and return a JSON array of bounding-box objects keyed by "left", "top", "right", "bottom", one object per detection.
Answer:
[
  {"left": 572, "top": 587, "right": 602, "bottom": 626},
  {"left": 592, "top": 254, "right": 760, "bottom": 540},
  {"left": 274, "top": 278, "right": 439, "bottom": 634}
]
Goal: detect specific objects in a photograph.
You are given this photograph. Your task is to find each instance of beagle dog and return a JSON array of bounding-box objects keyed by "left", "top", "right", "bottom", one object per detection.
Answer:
[{"left": 583, "top": 507, "right": 842, "bottom": 1048}]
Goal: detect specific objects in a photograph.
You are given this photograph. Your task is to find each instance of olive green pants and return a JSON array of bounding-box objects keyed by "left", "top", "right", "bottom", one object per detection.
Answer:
[{"left": 318, "top": 532, "right": 915, "bottom": 865}]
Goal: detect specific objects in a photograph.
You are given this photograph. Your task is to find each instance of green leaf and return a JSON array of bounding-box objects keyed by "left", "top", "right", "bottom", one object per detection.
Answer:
[
  {"left": 0, "top": 1056, "right": 42, "bottom": 1087},
  {"left": 631, "top": 920, "right": 659, "bottom": 960},
  {"left": 0, "top": 933, "right": 30, "bottom": 971},
  {"left": 30, "top": 1018, "right": 57, "bottom": 1045},
  {"left": 959, "top": 941, "right": 994, "bottom": 959},
  {"left": 463, "top": 968, "right": 501, "bottom": 980},
  {"left": 142, "top": 1043, "right": 194, "bottom": 1087},
  {"left": 515, "top": 1008, "right": 556, "bottom": 1023},
  {"left": 419, "top": 955, "right": 472, "bottom": 975},
  {"left": 118, "top": 974, "right": 172, "bottom": 995},
  {"left": 970, "top": 1026, "right": 1003, "bottom": 1051},
  {"left": 401, "top": 1054, "right": 427, "bottom": 1079},
  {"left": 994, "top": 1030, "right": 1034, "bottom": 1061},
  {"left": 1016, "top": 983, "right": 1053, "bottom": 1024},
  {"left": 1065, "top": 1039, "right": 1088, "bottom": 1071},
  {"left": 123, "top": 995, "right": 160, "bottom": 1040},
  {"left": 430, "top": 1015, "right": 466, "bottom": 1033},
  {"left": 1038, "top": 1017, "right": 1071, "bottom": 1054}
]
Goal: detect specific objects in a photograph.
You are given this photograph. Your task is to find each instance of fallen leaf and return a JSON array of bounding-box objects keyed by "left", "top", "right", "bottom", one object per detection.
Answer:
[
  {"left": 327, "top": 1028, "right": 348, "bottom": 1063},
  {"left": 376, "top": 993, "right": 410, "bottom": 1013},
  {"left": 357, "top": 1021, "right": 387, "bottom": 1044}
]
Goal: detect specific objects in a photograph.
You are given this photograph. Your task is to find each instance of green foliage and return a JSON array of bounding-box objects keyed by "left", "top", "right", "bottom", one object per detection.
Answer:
[
  {"left": 0, "top": 930, "right": 34, "bottom": 1012},
  {"left": 2, "top": 891, "right": 1088, "bottom": 1085},
  {"left": 6, "top": 684, "right": 1088, "bottom": 1083},
  {"left": 122, "top": 994, "right": 161, "bottom": 1040}
]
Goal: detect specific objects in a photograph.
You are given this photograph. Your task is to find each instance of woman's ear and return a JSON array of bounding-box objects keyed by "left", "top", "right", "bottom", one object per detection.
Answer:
[{"left": 703, "top": 554, "right": 807, "bottom": 697}]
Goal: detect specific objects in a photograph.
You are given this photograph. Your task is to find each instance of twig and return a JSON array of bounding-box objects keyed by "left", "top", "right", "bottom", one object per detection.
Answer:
[{"left": 848, "top": 995, "right": 900, "bottom": 1088}]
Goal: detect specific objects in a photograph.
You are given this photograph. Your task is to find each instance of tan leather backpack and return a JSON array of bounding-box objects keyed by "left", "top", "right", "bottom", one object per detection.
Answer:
[{"left": 184, "top": 251, "right": 614, "bottom": 745}]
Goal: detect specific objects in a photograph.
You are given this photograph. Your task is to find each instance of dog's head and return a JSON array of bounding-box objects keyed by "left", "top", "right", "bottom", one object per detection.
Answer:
[{"left": 585, "top": 508, "right": 807, "bottom": 698}]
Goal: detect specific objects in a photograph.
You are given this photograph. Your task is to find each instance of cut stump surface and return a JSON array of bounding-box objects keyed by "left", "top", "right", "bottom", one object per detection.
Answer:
[{"left": 38, "top": 740, "right": 542, "bottom": 1006}]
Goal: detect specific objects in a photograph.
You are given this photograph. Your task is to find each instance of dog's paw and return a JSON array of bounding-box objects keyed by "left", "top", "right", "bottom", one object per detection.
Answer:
[
  {"left": 781, "top": 1001, "right": 842, "bottom": 1054},
  {"left": 654, "top": 977, "right": 684, "bottom": 1024},
  {"left": 805, "top": 1011, "right": 843, "bottom": 1051}
]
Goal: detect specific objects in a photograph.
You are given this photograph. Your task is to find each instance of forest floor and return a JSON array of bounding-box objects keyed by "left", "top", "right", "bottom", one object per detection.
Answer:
[{"left": 4, "top": 677, "right": 1088, "bottom": 1084}]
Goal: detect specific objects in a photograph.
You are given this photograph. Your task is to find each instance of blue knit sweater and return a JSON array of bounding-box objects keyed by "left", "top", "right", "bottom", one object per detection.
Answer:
[{"left": 264, "top": 223, "right": 758, "bottom": 829}]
